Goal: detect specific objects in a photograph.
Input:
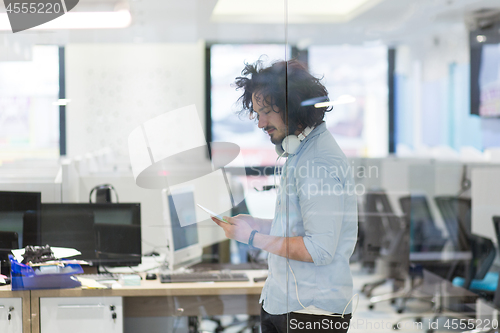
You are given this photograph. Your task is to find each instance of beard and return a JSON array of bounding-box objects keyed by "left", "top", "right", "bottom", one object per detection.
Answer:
[{"left": 269, "top": 130, "right": 286, "bottom": 145}]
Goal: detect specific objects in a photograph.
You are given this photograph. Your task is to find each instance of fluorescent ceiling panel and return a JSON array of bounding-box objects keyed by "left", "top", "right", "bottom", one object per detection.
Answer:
[{"left": 211, "top": 0, "right": 384, "bottom": 23}]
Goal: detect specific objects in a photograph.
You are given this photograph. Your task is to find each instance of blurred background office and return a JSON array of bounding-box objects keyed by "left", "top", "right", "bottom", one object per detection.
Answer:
[{"left": 1, "top": 0, "right": 500, "bottom": 333}]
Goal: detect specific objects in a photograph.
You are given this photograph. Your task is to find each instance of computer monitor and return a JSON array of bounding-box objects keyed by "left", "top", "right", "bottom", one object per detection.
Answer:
[
  {"left": 161, "top": 187, "right": 202, "bottom": 271},
  {"left": 40, "top": 203, "right": 142, "bottom": 267},
  {"left": 95, "top": 223, "right": 142, "bottom": 267},
  {"left": 0, "top": 231, "right": 19, "bottom": 276},
  {"left": 40, "top": 206, "right": 96, "bottom": 262},
  {"left": 0, "top": 191, "right": 41, "bottom": 247}
]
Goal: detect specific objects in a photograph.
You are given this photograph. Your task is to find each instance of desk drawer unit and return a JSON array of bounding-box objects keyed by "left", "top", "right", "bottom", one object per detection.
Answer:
[
  {"left": 0, "top": 298, "right": 22, "bottom": 333},
  {"left": 40, "top": 296, "right": 123, "bottom": 333}
]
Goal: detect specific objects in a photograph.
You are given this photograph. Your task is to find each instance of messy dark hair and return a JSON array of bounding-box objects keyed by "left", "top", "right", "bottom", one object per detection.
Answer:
[{"left": 234, "top": 58, "right": 331, "bottom": 134}]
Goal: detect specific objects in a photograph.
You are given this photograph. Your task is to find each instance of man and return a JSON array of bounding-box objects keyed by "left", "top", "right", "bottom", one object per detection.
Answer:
[{"left": 212, "top": 59, "right": 358, "bottom": 333}]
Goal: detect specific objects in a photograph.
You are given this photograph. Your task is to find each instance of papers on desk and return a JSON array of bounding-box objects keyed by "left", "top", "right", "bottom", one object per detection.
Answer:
[
  {"left": 11, "top": 247, "right": 82, "bottom": 263},
  {"left": 10, "top": 247, "right": 88, "bottom": 277},
  {"left": 77, "top": 277, "right": 109, "bottom": 289},
  {"left": 29, "top": 259, "right": 90, "bottom": 268}
]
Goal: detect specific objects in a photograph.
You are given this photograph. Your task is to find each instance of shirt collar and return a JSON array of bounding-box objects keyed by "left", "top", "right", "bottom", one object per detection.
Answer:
[{"left": 289, "top": 121, "right": 326, "bottom": 156}]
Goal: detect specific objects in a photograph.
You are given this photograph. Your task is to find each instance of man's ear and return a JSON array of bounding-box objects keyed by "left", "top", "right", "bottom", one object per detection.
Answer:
[{"left": 294, "top": 124, "right": 305, "bottom": 135}]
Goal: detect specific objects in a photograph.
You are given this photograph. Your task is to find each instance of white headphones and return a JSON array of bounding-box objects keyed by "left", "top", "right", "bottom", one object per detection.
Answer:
[{"left": 275, "top": 126, "right": 314, "bottom": 156}]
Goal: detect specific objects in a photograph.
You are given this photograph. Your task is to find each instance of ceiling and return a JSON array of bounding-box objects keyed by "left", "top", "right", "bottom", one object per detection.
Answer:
[{"left": 4, "top": 0, "right": 500, "bottom": 46}]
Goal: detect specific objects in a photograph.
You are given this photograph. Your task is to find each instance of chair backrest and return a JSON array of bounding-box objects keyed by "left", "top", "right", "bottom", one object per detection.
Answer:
[
  {"left": 434, "top": 196, "right": 471, "bottom": 252},
  {"left": 399, "top": 195, "right": 447, "bottom": 252},
  {"left": 464, "top": 234, "right": 496, "bottom": 289},
  {"left": 362, "top": 191, "right": 391, "bottom": 266},
  {"left": 363, "top": 191, "right": 409, "bottom": 277},
  {"left": 491, "top": 216, "right": 500, "bottom": 308}
]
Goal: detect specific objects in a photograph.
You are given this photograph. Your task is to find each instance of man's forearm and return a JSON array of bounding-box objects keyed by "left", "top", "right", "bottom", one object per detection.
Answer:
[{"left": 252, "top": 233, "right": 313, "bottom": 262}]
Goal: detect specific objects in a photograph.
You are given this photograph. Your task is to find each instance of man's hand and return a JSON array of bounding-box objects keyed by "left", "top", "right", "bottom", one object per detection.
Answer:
[
  {"left": 211, "top": 215, "right": 254, "bottom": 244},
  {"left": 212, "top": 215, "right": 313, "bottom": 262},
  {"left": 231, "top": 214, "right": 261, "bottom": 232}
]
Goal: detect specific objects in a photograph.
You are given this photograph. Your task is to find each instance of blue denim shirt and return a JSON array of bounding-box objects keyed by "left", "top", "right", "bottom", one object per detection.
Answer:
[{"left": 259, "top": 122, "right": 358, "bottom": 315}]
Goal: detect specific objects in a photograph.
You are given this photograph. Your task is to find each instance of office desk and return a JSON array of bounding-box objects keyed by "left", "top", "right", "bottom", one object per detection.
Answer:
[
  {"left": 410, "top": 251, "right": 472, "bottom": 262},
  {"left": 30, "top": 273, "right": 266, "bottom": 333},
  {"left": 0, "top": 286, "right": 30, "bottom": 333},
  {"left": 410, "top": 251, "right": 472, "bottom": 281}
]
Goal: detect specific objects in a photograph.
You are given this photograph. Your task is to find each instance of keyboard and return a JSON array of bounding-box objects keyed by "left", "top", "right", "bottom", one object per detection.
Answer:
[{"left": 160, "top": 271, "right": 249, "bottom": 283}]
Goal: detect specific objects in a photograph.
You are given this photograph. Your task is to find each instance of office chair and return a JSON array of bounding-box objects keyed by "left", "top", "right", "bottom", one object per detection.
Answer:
[
  {"left": 89, "top": 184, "right": 119, "bottom": 203},
  {"left": 361, "top": 191, "right": 411, "bottom": 308},
  {"left": 435, "top": 197, "right": 471, "bottom": 251},
  {"left": 410, "top": 229, "right": 495, "bottom": 333},
  {"left": 365, "top": 192, "right": 439, "bottom": 314},
  {"left": 471, "top": 216, "right": 500, "bottom": 309},
  {"left": 459, "top": 217, "right": 500, "bottom": 333},
  {"left": 400, "top": 195, "right": 447, "bottom": 254},
  {"left": 376, "top": 195, "right": 450, "bottom": 314},
  {"left": 493, "top": 217, "right": 500, "bottom": 310},
  {"left": 418, "top": 234, "right": 495, "bottom": 333},
  {"left": 452, "top": 234, "right": 496, "bottom": 297},
  {"left": 394, "top": 199, "right": 493, "bottom": 332},
  {"left": 360, "top": 191, "right": 384, "bottom": 273},
  {"left": 434, "top": 197, "right": 496, "bottom": 296}
]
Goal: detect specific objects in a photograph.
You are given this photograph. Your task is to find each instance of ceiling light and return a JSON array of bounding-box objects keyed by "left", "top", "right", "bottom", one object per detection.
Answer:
[
  {"left": 476, "top": 35, "right": 487, "bottom": 43},
  {"left": 53, "top": 99, "right": 71, "bottom": 106},
  {"left": 211, "top": 0, "right": 384, "bottom": 24},
  {"left": 315, "top": 95, "right": 356, "bottom": 108},
  {"left": 0, "top": 10, "right": 131, "bottom": 30}
]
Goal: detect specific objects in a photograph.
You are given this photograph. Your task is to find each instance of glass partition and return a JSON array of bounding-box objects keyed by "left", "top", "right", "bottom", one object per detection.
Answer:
[{"left": 1, "top": 1, "right": 493, "bottom": 332}]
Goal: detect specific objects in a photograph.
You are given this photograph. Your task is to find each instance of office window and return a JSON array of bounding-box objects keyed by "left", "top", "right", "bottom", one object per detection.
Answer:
[
  {"left": 308, "top": 45, "right": 388, "bottom": 157},
  {"left": 210, "top": 44, "right": 290, "bottom": 166},
  {"left": 0, "top": 45, "right": 60, "bottom": 160}
]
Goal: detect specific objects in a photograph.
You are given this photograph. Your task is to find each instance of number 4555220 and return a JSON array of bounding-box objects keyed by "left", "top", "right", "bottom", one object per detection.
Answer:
[
  {"left": 6, "top": 2, "right": 62, "bottom": 14},
  {"left": 444, "top": 319, "right": 498, "bottom": 330}
]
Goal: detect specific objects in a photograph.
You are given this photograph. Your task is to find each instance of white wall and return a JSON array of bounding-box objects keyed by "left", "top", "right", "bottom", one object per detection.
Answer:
[
  {"left": 471, "top": 167, "right": 500, "bottom": 243},
  {"left": 66, "top": 42, "right": 206, "bottom": 159},
  {"left": 395, "top": 25, "right": 473, "bottom": 151},
  {"left": 0, "top": 160, "right": 62, "bottom": 202}
]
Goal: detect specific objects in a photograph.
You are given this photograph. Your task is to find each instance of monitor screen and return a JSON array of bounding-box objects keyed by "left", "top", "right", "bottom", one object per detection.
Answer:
[
  {"left": 478, "top": 43, "right": 500, "bottom": 117},
  {"left": 162, "top": 187, "right": 202, "bottom": 270},
  {"left": 470, "top": 22, "right": 500, "bottom": 117},
  {"left": 40, "top": 203, "right": 141, "bottom": 267},
  {"left": 168, "top": 192, "right": 198, "bottom": 251},
  {"left": 0, "top": 191, "right": 41, "bottom": 247},
  {"left": 95, "top": 224, "right": 142, "bottom": 267},
  {"left": 40, "top": 206, "right": 96, "bottom": 262}
]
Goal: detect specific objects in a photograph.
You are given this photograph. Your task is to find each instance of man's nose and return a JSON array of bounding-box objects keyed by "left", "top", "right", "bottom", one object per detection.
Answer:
[{"left": 258, "top": 115, "right": 266, "bottom": 129}]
